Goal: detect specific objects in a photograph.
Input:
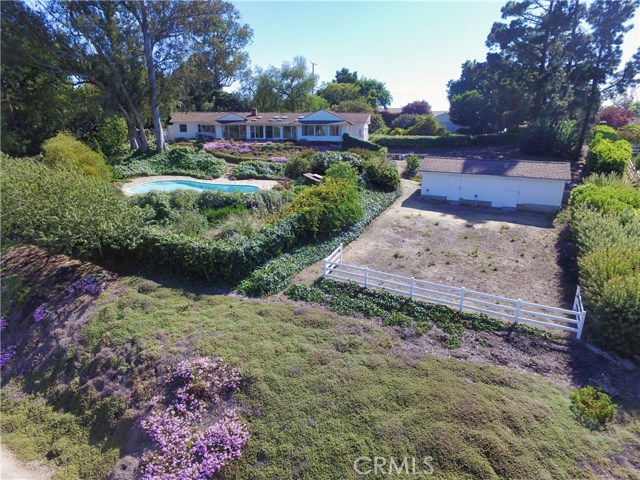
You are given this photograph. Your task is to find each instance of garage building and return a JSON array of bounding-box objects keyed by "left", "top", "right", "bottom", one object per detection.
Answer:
[{"left": 420, "top": 158, "right": 571, "bottom": 211}]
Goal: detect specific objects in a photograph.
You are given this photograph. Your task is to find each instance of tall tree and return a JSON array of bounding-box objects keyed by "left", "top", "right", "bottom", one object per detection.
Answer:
[
  {"left": 249, "top": 57, "right": 316, "bottom": 111},
  {"left": 334, "top": 67, "right": 358, "bottom": 83}
]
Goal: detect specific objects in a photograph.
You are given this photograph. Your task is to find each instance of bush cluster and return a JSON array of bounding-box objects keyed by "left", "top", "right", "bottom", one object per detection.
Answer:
[
  {"left": 42, "top": 132, "right": 111, "bottom": 180},
  {"left": 1, "top": 156, "right": 146, "bottom": 258},
  {"left": 342, "top": 133, "right": 381, "bottom": 151},
  {"left": 569, "top": 386, "right": 617, "bottom": 428},
  {"left": 286, "top": 177, "right": 364, "bottom": 236},
  {"left": 231, "top": 160, "right": 285, "bottom": 180},
  {"left": 113, "top": 147, "right": 227, "bottom": 179},
  {"left": 373, "top": 133, "right": 518, "bottom": 149},
  {"left": 568, "top": 174, "right": 640, "bottom": 357},
  {"left": 520, "top": 120, "right": 578, "bottom": 159},
  {"left": 617, "top": 124, "right": 640, "bottom": 144},
  {"left": 362, "top": 155, "right": 400, "bottom": 191},
  {"left": 586, "top": 136, "right": 632, "bottom": 175},
  {"left": 310, "top": 151, "right": 363, "bottom": 173}
]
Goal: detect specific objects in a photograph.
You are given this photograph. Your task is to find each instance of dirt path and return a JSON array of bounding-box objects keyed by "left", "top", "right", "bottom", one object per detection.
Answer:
[
  {"left": 0, "top": 444, "right": 53, "bottom": 480},
  {"left": 295, "top": 179, "right": 574, "bottom": 308}
]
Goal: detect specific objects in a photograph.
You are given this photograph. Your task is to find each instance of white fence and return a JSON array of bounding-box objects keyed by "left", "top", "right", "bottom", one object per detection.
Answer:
[{"left": 324, "top": 244, "right": 587, "bottom": 339}]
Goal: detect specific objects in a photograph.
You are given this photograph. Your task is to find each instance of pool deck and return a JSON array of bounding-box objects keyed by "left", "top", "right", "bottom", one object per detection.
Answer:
[{"left": 119, "top": 175, "right": 279, "bottom": 196}]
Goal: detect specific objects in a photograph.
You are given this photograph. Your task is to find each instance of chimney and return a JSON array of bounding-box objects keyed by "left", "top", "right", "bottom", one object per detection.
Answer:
[{"left": 250, "top": 107, "right": 257, "bottom": 117}]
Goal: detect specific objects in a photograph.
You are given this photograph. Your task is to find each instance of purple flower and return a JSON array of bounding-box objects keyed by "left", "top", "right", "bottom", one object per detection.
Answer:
[
  {"left": 66, "top": 271, "right": 115, "bottom": 295},
  {"left": 0, "top": 317, "right": 7, "bottom": 332},
  {"left": 203, "top": 141, "right": 252, "bottom": 155},
  {"left": 269, "top": 156, "right": 288, "bottom": 163},
  {"left": 33, "top": 303, "right": 49, "bottom": 322},
  {"left": 0, "top": 344, "right": 17, "bottom": 368}
]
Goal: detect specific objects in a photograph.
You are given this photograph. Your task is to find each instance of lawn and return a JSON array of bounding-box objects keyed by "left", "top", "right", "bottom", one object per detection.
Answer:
[{"left": 2, "top": 259, "right": 638, "bottom": 479}]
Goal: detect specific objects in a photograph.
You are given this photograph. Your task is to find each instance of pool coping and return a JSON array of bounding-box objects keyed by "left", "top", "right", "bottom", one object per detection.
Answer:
[{"left": 119, "top": 175, "right": 279, "bottom": 196}]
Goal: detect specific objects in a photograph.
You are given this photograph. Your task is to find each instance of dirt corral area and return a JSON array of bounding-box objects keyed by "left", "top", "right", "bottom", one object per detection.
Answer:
[{"left": 297, "top": 180, "right": 576, "bottom": 309}]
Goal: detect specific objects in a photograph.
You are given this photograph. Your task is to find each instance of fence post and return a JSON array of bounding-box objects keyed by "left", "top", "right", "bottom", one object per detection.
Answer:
[
  {"left": 577, "top": 311, "right": 586, "bottom": 340},
  {"left": 459, "top": 287, "right": 466, "bottom": 312},
  {"left": 514, "top": 299, "right": 522, "bottom": 324},
  {"left": 410, "top": 277, "right": 415, "bottom": 299},
  {"left": 364, "top": 267, "right": 369, "bottom": 288},
  {"left": 339, "top": 243, "right": 343, "bottom": 263},
  {"left": 323, "top": 260, "right": 328, "bottom": 279}
]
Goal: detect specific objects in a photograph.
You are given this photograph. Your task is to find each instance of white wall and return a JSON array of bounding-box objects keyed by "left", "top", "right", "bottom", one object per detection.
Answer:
[
  {"left": 421, "top": 173, "right": 566, "bottom": 210},
  {"left": 167, "top": 123, "right": 198, "bottom": 141}
]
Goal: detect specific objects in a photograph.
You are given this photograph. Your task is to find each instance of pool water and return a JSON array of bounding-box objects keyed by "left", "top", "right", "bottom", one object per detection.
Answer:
[{"left": 129, "top": 180, "right": 259, "bottom": 194}]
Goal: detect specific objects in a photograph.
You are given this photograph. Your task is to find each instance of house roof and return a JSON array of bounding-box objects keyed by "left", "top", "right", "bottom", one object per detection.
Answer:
[
  {"left": 420, "top": 157, "right": 571, "bottom": 181},
  {"left": 168, "top": 110, "right": 370, "bottom": 127}
]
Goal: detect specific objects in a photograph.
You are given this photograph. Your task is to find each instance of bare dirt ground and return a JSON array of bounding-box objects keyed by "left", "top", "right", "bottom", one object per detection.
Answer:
[
  {"left": 296, "top": 179, "right": 576, "bottom": 308},
  {"left": 0, "top": 444, "right": 53, "bottom": 480}
]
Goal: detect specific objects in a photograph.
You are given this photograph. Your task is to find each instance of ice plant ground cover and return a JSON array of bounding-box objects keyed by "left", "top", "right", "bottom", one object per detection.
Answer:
[{"left": 140, "top": 358, "right": 248, "bottom": 479}]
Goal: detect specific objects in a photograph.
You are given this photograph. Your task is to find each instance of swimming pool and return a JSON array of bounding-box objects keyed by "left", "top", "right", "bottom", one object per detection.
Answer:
[{"left": 129, "top": 180, "right": 260, "bottom": 194}]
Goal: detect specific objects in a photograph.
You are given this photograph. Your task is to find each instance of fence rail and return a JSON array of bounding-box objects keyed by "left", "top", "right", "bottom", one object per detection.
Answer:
[{"left": 323, "top": 244, "right": 586, "bottom": 339}]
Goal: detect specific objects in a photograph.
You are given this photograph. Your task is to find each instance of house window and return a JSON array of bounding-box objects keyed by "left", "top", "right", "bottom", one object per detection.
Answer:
[
  {"left": 329, "top": 126, "right": 340, "bottom": 136},
  {"left": 316, "top": 125, "right": 328, "bottom": 136},
  {"left": 302, "top": 125, "right": 314, "bottom": 137},
  {"left": 273, "top": 126, "right": 282, "bottom": 139},
  {"left": 249, "top": 125, "right": 263, "bottom": 139},
  {"left": 179, "top": 124, "right": 187, "bottom": 133},
  {"left": 223, "top": 125, "right": 243, "bottom": 139},
  {"left": 199, "top": 124, "right": 213, "bottom": 133},
  {"left": 283, "top": 126, "right": 296, "bottom": 139}
]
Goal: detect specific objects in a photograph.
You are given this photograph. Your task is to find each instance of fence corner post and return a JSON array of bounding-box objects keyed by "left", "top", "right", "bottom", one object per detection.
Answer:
[
  {"left": 459, "top": 287, "right": 466, "bottom": 312},
  {"left": 364, "top": 267, "right": 369, "bottom": 288},
  {"left": 515, "top": 299, "right": 522, "bottom": 324},
  {"left": 577, "top": 311, "right": 586, "bottom": 340},
  {"left": 323, "top": 260, "right": 328, "bottom": 280}
]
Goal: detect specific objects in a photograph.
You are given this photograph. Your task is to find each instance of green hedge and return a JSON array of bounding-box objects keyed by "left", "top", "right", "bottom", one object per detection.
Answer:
[
  {"left": 237, "top": 188, "right": 400, "bottom": 297},
  {"left": 586, "top": 138, "right": 632, "bottom": 175},
  {"left": 113, "top": 147, "right": 227, "bottom": 179},
  {"left": 342, "top": 133, "right": 381, "bottom": 151},
  {"left": 1, "top": 156, "right": 146, "bottom": 258},
  {"left": 42, "top": 132, "right": 111, "bottom": 180},
  {"left": 373, "top": 132, "right": 518, "bottom": 149},
  {"left": 568, "top": 182, "right": 640, "bottom": 357},
  {"left": 231, "top": 160, "right": 285, "bottom": 180}
]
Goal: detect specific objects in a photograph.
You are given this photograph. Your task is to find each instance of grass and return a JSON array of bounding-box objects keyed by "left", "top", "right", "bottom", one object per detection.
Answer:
[{"left": 2, "top": 275, "right": 637, "bottom": 479}]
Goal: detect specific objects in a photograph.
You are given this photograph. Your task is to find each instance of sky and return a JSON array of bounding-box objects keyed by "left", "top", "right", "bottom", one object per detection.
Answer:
[{"left": 231, "top": 1, "right": 640, "bottom": 110}]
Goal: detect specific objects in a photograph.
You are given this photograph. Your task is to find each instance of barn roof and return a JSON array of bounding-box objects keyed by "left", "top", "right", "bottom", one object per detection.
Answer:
[{"left": 420, "top": 157, "right": 571, "bottom": 181}]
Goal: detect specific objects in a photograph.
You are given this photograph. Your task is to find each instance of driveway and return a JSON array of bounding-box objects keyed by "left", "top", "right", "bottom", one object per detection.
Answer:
[{"left": 296, "top": 180, "right": 575, "bottom": 308}]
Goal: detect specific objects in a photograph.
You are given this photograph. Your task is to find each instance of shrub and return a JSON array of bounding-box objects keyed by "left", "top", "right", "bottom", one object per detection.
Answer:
[
  {"left": 42, "top": 132, "right": 111, "bottom": 180},
  {"left": 310, "top": 151, "right": 363, "bottom": 174},
  {"left": 405, "top": 114, "right": 447, "bottom": 136},
  {"left": 204, "top": 204, "right": 247, "bottom": 224},
  {"left": 569, "top": 178, "right": 640, "bottom": 214},
  {"left": 520, "top": 120, "right": 578, "bottom": 159},
  {"left": 93, "top": 117, "right": 129, "bottom": 158},
  {"left": 1, "top": 157, "right": 146, "bottom": 258},
  {"left": 374, "top": 133, "right": 518, "bottom": 149},
  {"left": 589, "top": 125, "right": 620, "bottom": 144},
  {"left": 286, "top": 178, "right": 364, "bottom": 236},
  {"left": 598, "top": 106, "right": 634, "bottom": 128},
  {"left": 617, "top": 123, "right": 640, "bottom": 144},
  {"left": 232, "top": 161, "right": 284, "bottom": 180},
  {"left": 325, "top": 162, "right": 360, "bottom": 184},
  {"left": 133, "top": 192, "right": 176, "bottom": 225},
  {"left": 113, "top": 147, "right": 227, "bottom": 179},
  {"left": 570, "top": 386, "right": 617, "bottom": 428},
  {"left": 362, "top": 156, "right": 400, "bottom": 191},
  {"left": 391, "top": 114, "right": 419, "bottom": 130},
  {"left": 284, "top": 154, "right": 311, "bottom": 179},
  {"left": 217, "top": 211, "right": 261, "bottom": 240},
  {"left": 401, "top": 100, "right": 431, "bottom": 115},
  {"left": 405, "top": 155, "right": 421, "bottom": 176},
  {"left": 586, "top": 138, "right": 632, "bottom": 175},
  {"left": 369, "top": 113, "right": 386, "bottom": 133},
  {"left": 342, "top": 133, "right": 381, "bottom": 151}
]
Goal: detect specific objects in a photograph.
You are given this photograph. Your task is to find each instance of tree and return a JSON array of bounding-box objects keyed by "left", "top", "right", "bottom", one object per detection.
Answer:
[
  {"left": 598, "top": 106, "right": 634, "bottom": 128},
  {"left": 248, "top": 56, "right": 316, "bottom": 111},
  {"left": 316, "top": 83, "right": 361, "bottom": 106},
  {"left": 406, "top": 115, "right": 446, "bottom": 136},
  {"left": 630, "top": 101, "right": 640, "bottom": 116},
  {"left": 401, "top": 101, "right": 431, "bottom": 115},
  {"left": 331, "top": 99, "right": 374, "bottom": 113},
  {"left": 449, "top": 90, "right": 490, "bottom": 133},
  {"left": 303, "top": 95, "right": 330, "bottom": 112},
  {"left": 357, "top": 78, "right": 393, "bottom": 108},
  {"left": 335, "top": 67, "right": 358, "bottom": 83}
]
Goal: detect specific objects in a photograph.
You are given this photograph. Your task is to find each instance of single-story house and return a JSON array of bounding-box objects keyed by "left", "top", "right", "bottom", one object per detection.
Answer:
[
  {"left": 166, "top": 109, "right": 371, "bottom": 143},
  {"left": 420, "top": 157, "right": 571, "bottom": 211}
]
